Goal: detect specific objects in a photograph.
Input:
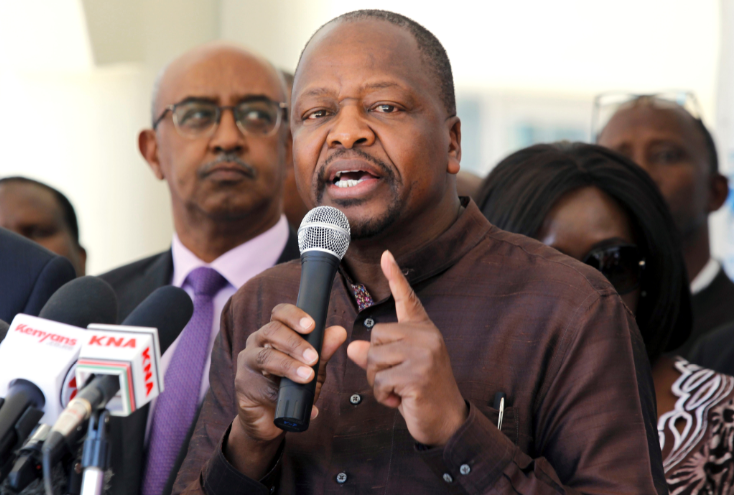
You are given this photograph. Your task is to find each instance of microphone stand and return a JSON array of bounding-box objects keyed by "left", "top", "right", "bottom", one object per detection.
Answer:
[{"left": 79, "top": 410, "right": 110, "bottom": 495}]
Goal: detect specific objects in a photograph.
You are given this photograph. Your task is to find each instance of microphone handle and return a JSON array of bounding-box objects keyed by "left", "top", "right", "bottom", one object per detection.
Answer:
[{"left": 274, "top": 251, "right": 340, "bottom": 432}]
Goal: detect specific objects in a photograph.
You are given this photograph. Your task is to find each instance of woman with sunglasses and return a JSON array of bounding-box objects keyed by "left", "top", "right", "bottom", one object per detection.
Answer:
[{"left": 477, "top": 142, "right": 734, "bottom": 493}]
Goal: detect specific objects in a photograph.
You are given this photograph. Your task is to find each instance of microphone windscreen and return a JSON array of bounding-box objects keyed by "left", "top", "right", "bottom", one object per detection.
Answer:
[
  {"left": 38, "top": 276, "right": 118, "bottom": 327},
  {"left": 0, "top": 318, "right": 8, "bottom": 343},
  {"left": 298, "top": 206, "right": 351, "bottom": 259},
  {"left": 121, "top": 286, "right": 193, "bottom": 347}
]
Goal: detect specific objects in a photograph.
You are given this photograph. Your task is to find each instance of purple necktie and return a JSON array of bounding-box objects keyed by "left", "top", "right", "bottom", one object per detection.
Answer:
[{"left": 142, "top": 267, "right": 227, "bottom": 495}]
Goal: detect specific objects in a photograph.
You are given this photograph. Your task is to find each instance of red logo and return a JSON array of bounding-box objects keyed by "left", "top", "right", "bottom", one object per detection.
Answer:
[
  {"left": 60, "top": 364, "right": 78, "bottom": 407},
  {"left": 141, "top": 347, "right": 154, "bottom": 397},
  {"left": 15, "top": 323, "right": 77, "bottom": 347},
  {"left": 88, "top": 335, "right": 137, "bottom": 348}
]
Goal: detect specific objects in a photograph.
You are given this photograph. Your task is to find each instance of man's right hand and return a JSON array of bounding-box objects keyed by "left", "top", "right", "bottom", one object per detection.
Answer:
[{"left": 224, "top": 303, "right": 347, "bottom": 479}]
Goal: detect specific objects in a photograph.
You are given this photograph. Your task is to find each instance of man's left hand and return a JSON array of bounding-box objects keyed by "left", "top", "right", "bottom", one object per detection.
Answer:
[{"left": 347, "top": 250, "right": 468, "bottom": 447}]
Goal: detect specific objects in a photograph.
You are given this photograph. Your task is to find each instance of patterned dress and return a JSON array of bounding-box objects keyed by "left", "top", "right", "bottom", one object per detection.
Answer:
[{"left": 660, "top": 357, "right": 734, "bottom": 494}]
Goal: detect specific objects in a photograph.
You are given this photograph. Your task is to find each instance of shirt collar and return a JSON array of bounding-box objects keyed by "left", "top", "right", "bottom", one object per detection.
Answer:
[
  {"left": 340, "top": 197, "right": 492, "bottom": 299},
  {"left": 171, "top": 215, "right": 290, "bottom": 290},
  {"left": 690, "top": 258, "right": 720, "bottom": 295}
]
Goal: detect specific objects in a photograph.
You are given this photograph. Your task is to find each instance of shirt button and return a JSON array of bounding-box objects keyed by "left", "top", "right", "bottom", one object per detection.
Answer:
[
  {"left": 269, "top": 487, "right": 275, "bottom": 494},
  {"left": 460, "top": 464, "right": 471, "bottom": 475},
  {"left": 364, "top": 317, "right": 375, "bottom": 329},
  {"left": 443, "top": 473, "right": 453, "bottom": 483},
  {"left": 349, "top": 394, "right": 362, "bottom": 405},
  {"left": 336, "top": 472, "right": 348, "bottom": 484}
]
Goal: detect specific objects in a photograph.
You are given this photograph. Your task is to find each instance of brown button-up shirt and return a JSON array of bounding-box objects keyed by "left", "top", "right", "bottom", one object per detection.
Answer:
[{"left": 174, "top": 200, "right": 666, "bottom": 494}]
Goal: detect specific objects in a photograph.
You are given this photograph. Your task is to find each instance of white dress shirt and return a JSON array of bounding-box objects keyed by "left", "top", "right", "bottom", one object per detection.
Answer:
[{"left": 144, "top": 215, "right": 290, "bottom": 443}]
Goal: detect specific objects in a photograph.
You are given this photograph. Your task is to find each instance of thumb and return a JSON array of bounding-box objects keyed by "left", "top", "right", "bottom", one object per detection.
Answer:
[
  {"left": 381, "top": 250, "right": 429, "bottom": 323},
  {"left": 347, "top": 340, "right": 371, "bottom": 370}
]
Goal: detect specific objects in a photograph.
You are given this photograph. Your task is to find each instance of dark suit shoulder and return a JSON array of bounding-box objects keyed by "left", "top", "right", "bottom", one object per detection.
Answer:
[
  {"left": 99, "top": 251, "right": 171, "bottom": 288},
  {"left": 0, "top": 228, "right": 76, "bottom": 322},
  {"left": 688, "top": 320, "right": 734, "bottom": 376},
  {"left": 23, "top": 255, "right": 77, "bottom": 316},
  {"left": 99, "top": 251, "right": 173, "bottom": 323},
  {"left": 690, "top": 268, "right": 734, "bottom": 347}
]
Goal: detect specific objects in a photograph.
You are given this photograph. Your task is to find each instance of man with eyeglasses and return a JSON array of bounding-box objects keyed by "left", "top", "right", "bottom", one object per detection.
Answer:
[
  {"left": 99, "top": 42, "right": 299, "bottom": 495},
  {"left": 595, "top": 94, "right": 731, "bottom": 355}
]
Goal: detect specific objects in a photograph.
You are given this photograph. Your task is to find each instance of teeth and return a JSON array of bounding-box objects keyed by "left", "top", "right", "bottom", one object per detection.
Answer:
[{"left": 335, "top": 178, "right": 366, "bottom": 188}]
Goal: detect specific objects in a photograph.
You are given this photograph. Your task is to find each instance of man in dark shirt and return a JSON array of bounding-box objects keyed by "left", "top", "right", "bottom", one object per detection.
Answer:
[
  {"left": 175, "top": 10, "right": 666, "bottom": 494},
  {"left": 596, "top": 96, "right": 732, "bottom": 354}
]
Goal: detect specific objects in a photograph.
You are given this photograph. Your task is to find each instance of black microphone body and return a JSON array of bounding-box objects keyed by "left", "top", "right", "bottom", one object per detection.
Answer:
[
  {"left": 0, "top": 380, "right": 45, "bottom": 467},
  {"left": 274, "top": 206, "right": 351, "bottom": 433},
  {"left": 274, "top": 252, "right": 340, "bottom": 432}
]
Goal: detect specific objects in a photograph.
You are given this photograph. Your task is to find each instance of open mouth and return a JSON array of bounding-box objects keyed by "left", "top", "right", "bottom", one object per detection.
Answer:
[{"left": 332, "top": 170, "right": 379, "bottom": 188}]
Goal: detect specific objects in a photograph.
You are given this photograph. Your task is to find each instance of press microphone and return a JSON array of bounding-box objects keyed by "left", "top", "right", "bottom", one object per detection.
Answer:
[
  {"left": 41, "top": 286, "right": 193, "bottom": 466},
  {"left": 38, "top": 276, "right": 118, "bottom": 329},
  {"left": 274, "top": 206, "right": 351, "bottom": 432},
  {"left": 0, "top": 277, "right": 118, "bottom": 468}
]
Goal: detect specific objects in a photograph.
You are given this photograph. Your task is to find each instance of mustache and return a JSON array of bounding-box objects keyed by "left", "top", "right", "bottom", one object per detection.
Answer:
[
  {"left": 317, "top": 148, "right": 395, "bottom": 184},
  {"left": 198, "top": 153, "right": 257, "bottom": 179},
  {"left": 315, "top": 148, "right": 398, "bottom": 203}
]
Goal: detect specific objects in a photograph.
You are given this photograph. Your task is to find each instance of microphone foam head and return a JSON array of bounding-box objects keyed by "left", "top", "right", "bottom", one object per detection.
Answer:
[
  {"left": 39, "top": 276, "right": 118, "bottom": 327},
  {"left": 298, "top": 206, "right": 351, "bottom": 260}
]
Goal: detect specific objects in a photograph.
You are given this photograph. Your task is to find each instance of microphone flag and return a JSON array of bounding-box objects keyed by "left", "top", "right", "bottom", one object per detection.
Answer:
[{"left": 75, "top": 324, "right": 163, "bottom": 416}]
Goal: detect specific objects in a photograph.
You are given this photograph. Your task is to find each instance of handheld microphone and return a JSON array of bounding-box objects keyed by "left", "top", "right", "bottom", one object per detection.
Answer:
[
  {"left": 42, "top": 286, "right": 193, "bottom": 465},
  {"left": 274, "top": 206, "right": 350, "bottom": 432},
  {"left": 0, "top": 277, "right": 118, "bottom": 467}
]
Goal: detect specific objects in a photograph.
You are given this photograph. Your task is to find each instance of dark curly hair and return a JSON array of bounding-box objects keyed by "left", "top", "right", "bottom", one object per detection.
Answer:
[{"left": 476, "top": 142, "right": 692, "bottom": 363}]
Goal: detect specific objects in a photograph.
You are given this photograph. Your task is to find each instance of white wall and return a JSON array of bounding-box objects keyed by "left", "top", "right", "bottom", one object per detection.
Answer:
[{"left": 0, "top": 0, "right": 724, "bottom": 273}]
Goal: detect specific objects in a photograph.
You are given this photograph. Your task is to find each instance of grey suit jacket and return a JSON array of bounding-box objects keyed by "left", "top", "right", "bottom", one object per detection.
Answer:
[{"left": 99, "top": 228, "right": 300, "bottom": 495}]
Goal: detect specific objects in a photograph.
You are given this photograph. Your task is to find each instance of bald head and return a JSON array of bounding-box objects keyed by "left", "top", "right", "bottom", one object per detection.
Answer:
[
  {"left": 597, "top": 99, "right": 726, "bottom": 242},
  {"left": 151, "top": 43, "right": 287, "bottom": 125},
  {"left": 139, "top": 42, "right": 292, "bottom": 262}
]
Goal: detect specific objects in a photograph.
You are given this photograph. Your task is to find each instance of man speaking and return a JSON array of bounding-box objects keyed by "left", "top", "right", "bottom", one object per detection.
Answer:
[{"left": 175, "top": 10, "right": 666, "bottom": 494}]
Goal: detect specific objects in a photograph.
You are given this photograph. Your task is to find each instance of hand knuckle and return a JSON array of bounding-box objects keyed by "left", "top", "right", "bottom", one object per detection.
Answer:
[
  {"left": 256, "top": 347, "right": 272, "bottom": 367},
  {"left": 288, "top": 333, "right": 305, "bottom": 351},
  {"left": 261, "top": 322, "right": 278, "bottom": 339},
  {"left": 271, "top": 303, "right": 288, "bottom": 320},
  {"left": 373, "top": 372, "right": 388, "bottom": 391}
]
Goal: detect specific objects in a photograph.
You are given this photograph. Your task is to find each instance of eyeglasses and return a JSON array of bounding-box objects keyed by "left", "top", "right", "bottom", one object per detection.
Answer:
[
  {"left": 591, "top": 90, "right": 702, "bottom": 140},
  {"left": 153, "top": 98, "right": 288, "bottom": 139},
  {"left": 582, "top": 243, "right": 646, "bottom": 295}
]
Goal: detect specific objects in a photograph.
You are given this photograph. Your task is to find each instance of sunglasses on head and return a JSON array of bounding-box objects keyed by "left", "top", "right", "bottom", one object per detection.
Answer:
[{"left": 582, "top": 242, "right": 645, "bottom": 295}]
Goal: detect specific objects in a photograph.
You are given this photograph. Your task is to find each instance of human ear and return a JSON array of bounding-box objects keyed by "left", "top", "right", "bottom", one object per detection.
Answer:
[
  {"left": 708, "top": 173, "right": 729, "bottom": 213},
  {"left": 77, "top": 246, "right": 87, "bottom": 277},
  {"left": 138, "top": 129, "right": 165, "bottom": 180},
  {"left": 447, "top": 116, "right": 461, "bottom": 175},
  {"left": 283, "top": 127, "right": 293, "bottom": 179}
]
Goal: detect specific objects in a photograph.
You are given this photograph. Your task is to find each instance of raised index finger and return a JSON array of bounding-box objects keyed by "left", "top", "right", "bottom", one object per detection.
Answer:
[{"left": 380, "top": 250, "right": 429, "bottom": 323}]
